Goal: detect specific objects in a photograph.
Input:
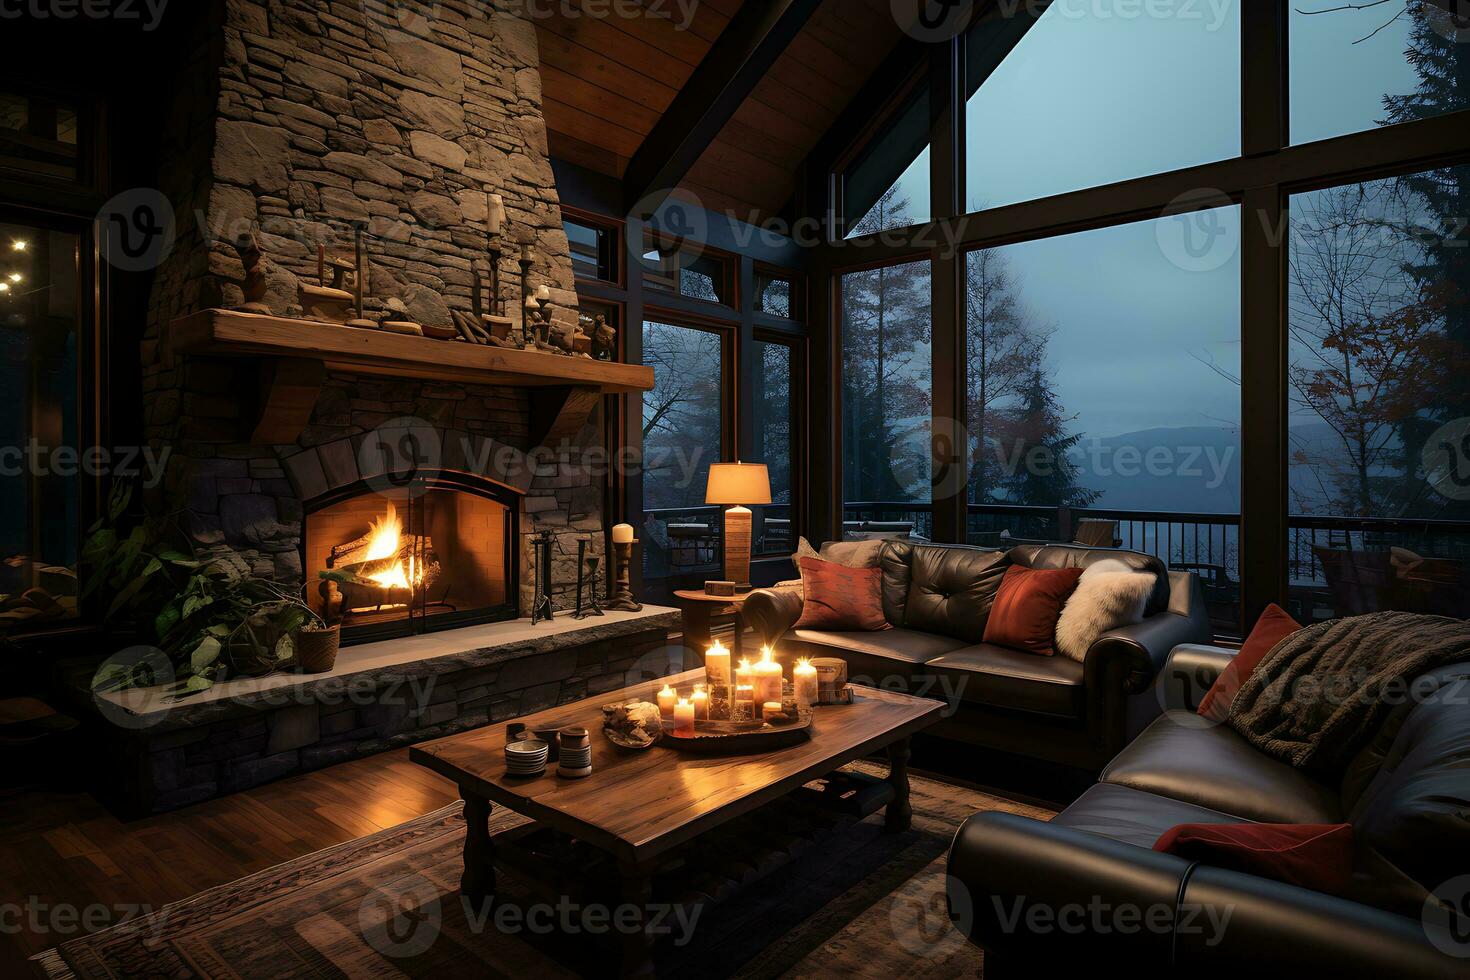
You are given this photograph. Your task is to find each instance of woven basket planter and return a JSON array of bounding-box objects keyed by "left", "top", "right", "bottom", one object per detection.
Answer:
[{"left": 296, "top": 625, "right": 341, "bottom": 674}]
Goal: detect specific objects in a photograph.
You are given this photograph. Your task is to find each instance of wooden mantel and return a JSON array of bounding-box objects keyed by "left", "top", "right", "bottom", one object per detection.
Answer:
[
  {"left": 166, "top": 309, "right": 654, "bottom": 445},
  {"left": 167, "top": 309, "right": 654, "bottom": 392}
]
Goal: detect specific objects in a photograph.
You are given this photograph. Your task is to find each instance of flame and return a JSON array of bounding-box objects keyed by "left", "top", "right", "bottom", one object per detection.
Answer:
[{"left": 363, "top": 502, "right": 421, "bottom": 590}]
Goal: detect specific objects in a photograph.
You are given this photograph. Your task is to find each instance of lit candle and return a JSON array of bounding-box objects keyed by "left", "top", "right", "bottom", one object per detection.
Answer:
[
  {"left": 705, "top": 641, "right": 731, "bottom": 690},
  {"left": 735, "top": 658, "right": 753, "bottom": 691},
  {"left": 753, "top": 647, "right": 783, "bottom": 709},
  {"left": 657, "top": 684, "right": 677, "bottom": 720},
  {"left": 536, "top": 284, "right": 551, "bottom": 301},
  {"left": 793, "top": 658, "right": 818, "bottom": 711},
  {"left": 762, "top": 701, "right": 783, "bottom": 722},
  {"left": 734, "top": 684, "right": 754, "bottom": 722},
  {"left": 486, "top": 192, "right": 505, "bottom": 234},
  {"left": 612, "top": 523, "right": 634, "bottom": 544},
  {"left": 674, "top": 698, "right": 695, "bottom": 735},
  {"left": 691, "top": 684, "right": 709, "bottom": 720}
]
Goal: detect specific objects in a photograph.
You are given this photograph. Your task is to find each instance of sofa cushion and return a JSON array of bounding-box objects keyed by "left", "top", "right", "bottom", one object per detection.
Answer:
[
  {"left": 1197, "top": 603, "right": 1301, "bottom": 723},
  {"left": 927, "top": 644, "right": 1086, "bottom": 718},
  {"left": 1102, "top": 714, "right": 1343, "bottom": 824},
  {"left": 793, "top": 558, "right": 889, "bottom": 632},
  {"left": 1054, "top": 560, "right": 1155, "bottom": 662},
  {"left": 902, "top": 544, "right": 1011, "bottom": 642},
  {"left": 1009, "top": 544, "right": 1171, "bottom": 616},
  {"left": 787, "top": 628, "right": 968, "bottom": 689},
  {"left": 1154, "top": 822, "right": 1355, "bottom": 896},
  {"left": 984, "top": 565, "right": 1084, "bottom": 656},
  {"left": 1053, "top": 782, "right": 1241, "bottom": 848}
]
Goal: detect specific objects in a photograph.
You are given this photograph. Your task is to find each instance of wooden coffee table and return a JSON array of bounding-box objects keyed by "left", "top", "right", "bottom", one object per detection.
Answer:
[{"left": 411, "top": 668, "right": 943, "bottom": 976}]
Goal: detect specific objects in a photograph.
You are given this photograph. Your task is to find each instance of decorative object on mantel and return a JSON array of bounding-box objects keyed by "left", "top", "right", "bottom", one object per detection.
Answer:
[
  {"left": 591, "top": 313, "right": 617, "bottom": 361},
  {"left": 601, "top": 700, "right": 663, "bottom": 749},
  {"left": 606, "top": 523, "right": 643, "bottom": 612},
  {"left": 380, "top": 320, "right": 424, "bottom": 336},
  {"left": 229, "top": 229, "right": 272, "bottom": 315},
  {"left": 486, "top": 191, "right": 507, "bottom": 317},
  {"left": 345, "top": 227, "right": 376, "bottom": 330},
  {"left": 531, "top": 528, "right": 556, "bottom": 625},
  {"left": 518, "top": 243, "right": 535, "bottom": 336},
  {"left": 299, "top": 244, "right": 356, "bottom": 324},
  {"left": 705, "top": 461, "right": 773, "bottom": 591},
  {"left": 573, "top": 536, "right": 604, "bottom": 620}
]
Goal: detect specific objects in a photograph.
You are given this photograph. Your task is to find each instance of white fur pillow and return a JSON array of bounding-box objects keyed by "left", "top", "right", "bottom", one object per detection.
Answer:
[{"left": 1054, "top": 560, "right": 1155, "bottom": 662}]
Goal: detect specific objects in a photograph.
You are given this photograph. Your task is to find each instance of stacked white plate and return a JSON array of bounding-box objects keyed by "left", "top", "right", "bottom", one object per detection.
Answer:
[
  {"left": 557, "top": 744, "right": 592, "bottom": 778},
  {"left": 505, "top": 739, "right": 548, "bottom": 776}
]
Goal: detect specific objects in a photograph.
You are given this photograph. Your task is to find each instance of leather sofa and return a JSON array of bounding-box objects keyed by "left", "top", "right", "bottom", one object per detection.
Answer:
[
  {"left": 744, "top": 541, "right": 1212, "bottom": 769},
  {"left": 946, "top": 644, "right": 1470, "bottom": 978}
]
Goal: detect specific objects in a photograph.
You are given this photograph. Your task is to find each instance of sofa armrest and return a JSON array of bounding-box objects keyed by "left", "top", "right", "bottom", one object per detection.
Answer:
[
  {"left": 1177, "top": 866, "right": 1466, "bottom": 979},
  {"left": 1085, "top": 610, "right": 1212, "bottom": 697},
  {"left": 743, "top": 586, "right": 804, "bottom": 647},
  {"left": 1156, "top": 643, "right": 1237, "bottom": 713},
  {"left": 948, "top": 811, "right": 1189, "bottom": 969}
]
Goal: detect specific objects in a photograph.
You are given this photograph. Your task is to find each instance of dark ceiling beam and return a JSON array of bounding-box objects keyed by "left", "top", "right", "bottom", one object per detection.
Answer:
[{"left": 622, "top": 0, "right": 822, "bottom": 218}]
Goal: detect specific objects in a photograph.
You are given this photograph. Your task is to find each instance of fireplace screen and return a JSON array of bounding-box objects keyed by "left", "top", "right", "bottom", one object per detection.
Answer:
[{"left": 305, "top": 479, "right": 517, "bottom": 642}]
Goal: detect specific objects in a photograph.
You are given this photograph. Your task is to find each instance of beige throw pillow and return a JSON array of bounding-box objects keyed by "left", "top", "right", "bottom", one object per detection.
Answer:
[{"left": 1054, "top": 559, "right": 1155, "bottom": 662}]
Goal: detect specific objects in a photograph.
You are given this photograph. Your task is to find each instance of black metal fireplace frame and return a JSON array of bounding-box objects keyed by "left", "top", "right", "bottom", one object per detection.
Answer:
[{"left": 303, "top": 472, "right": 521, "bottom": 646}]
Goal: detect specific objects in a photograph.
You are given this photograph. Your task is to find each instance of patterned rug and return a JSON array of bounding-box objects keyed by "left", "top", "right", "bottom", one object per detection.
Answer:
[{"left": 36, "top": 762, "right": 1053, "bottom": 979}]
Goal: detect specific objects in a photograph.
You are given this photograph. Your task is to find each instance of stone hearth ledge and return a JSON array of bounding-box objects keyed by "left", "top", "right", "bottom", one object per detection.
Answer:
[{"left": 100, "top": 607, "right": 681, "bottom": 731}]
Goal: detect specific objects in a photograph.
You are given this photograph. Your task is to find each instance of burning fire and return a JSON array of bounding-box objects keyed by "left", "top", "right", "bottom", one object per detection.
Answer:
[{"left": 363, "top": 502, "right": 421, "bottom": 590}]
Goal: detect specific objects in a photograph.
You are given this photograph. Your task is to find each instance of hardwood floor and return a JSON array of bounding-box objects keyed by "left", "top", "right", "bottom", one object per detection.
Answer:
[{"left": 0, "top": 749, "right": 460, "bottom": 977}]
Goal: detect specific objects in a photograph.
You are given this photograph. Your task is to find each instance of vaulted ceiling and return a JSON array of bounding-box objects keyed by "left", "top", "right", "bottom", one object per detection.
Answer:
[{"left": 535, "top": 0, "right": 905, "bottom": 223}]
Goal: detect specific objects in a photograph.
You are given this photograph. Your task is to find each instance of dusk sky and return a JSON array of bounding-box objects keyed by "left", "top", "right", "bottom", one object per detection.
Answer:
[{"left": 878, "top": 2, "right": 1426, "bottom": 441}]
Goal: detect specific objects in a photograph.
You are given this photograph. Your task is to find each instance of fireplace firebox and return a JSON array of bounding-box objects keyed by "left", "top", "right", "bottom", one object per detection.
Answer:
[{"left": 304, "top": 476, "right": 519, "bottom": 644}]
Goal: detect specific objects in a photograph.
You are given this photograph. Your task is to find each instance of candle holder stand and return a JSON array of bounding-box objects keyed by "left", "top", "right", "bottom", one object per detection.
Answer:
[{"left": 606, "top": 538, "right": 643, "bottom": 612}]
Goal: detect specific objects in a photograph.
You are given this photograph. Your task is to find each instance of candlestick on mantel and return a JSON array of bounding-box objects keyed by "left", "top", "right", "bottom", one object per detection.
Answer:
[
  {"left": 487, "top": 192, "right": 505, "bottom": 235},
  {"left": 674, "top": 698, "right": 696, "bottom": 735},
  {"left": 657, "top": 684, "right": 677, "bottom": 720}
]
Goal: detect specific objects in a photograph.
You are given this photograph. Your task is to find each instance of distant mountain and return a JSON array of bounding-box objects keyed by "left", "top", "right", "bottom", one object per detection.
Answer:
[{"left": 1068, "top": 426, "right": 1241, "bottom": 514}]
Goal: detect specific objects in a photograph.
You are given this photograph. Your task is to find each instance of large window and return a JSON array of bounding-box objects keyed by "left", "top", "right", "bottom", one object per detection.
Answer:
[
  {"left": 641, "top": 320, "right": 726, "bottom": 583},
  {"left": 0, "top": 89, "right": 80, "bottom": 183},
  {"left": 1287, "top": 165, "right": 1470, "bottom": 622},
  {"left": 752, "top": 339, "right": 797, "bottom": 555},
  {"left": 1, "top": 219, "right": 83, "bottom": 632},
  {"left": 841, "top": 258, "right": 932, "bottom": 537},
  {"left": 965, "top": 208, "right": 1243, "bottom": 630},
  {"left": 641, "top": 237, "right": 733, "bottom": 306},
  {"left": 1290, "top": 2, "right": 1469, "bottom": 145},
  {"left": 842, "top": 87, "right": 930, "bottom": 237},
  {"left": 964, "top": 4, "right": 1240, "bottom": 211}
]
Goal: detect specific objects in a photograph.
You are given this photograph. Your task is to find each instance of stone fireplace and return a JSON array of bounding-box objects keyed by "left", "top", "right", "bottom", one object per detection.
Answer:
[{"left": 140, "top": 0, "right": 604, "bottom": 621}]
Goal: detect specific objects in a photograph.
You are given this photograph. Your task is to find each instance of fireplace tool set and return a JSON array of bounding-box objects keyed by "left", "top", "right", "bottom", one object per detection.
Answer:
[{"left": 530, "top": 530, "right": 641, "bottom": 624}]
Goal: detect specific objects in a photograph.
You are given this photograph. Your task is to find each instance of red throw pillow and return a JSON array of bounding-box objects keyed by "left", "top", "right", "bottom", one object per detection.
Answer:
[
  {"left": 794, "top": 557, "right": 890, "bottom": 632},
  {"left": 982, "top": 566, "right": 1084, "bottom": 656},
  {"left": 1196, "top": 603, "right": 1301, "bottom": 722},
  {"left": 1154, "top": 823, "right": 1353, "bottom": 895}
]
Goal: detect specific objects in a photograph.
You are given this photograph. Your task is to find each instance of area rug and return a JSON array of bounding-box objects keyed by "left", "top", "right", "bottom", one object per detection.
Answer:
[{"left": 36, "top": 762, "right": 1053, "bottom": 979}]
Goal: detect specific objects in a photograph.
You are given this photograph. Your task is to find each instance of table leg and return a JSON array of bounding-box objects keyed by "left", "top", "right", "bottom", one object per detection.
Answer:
[
  {"left": 884, "top": 737, "right": 912, "bottom": 833},
  {"left": 616, "top": 860, "right": 656, "bottom": 978},
  {"left": 460, "top": 790, "right": 496, "bottom": 908},
  {"left": 681, "top": 602, "right": 713, "bottom": 655}
]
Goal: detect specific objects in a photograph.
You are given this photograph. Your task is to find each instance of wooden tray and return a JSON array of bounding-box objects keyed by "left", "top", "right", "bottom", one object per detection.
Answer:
[{"left": 659, "top": 709, "right": 813, "bottom": 753}]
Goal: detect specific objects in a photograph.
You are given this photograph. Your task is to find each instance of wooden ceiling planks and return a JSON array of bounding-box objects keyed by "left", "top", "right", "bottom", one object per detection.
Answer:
[{"left": 534, "top": 0, "right": 907, "bottom": 219}]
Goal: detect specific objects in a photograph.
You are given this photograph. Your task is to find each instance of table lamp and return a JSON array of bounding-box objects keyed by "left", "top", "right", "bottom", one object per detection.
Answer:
[{"left": 705, "top": 462, "right": 771, "bottom": 592}]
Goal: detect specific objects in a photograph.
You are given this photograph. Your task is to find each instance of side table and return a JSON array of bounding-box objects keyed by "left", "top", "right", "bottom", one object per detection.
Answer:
[{"left": 673, "top": 588, "right": 755, "bottom": 657}]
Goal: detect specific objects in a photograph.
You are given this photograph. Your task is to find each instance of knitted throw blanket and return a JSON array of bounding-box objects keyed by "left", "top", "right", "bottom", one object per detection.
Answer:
[{"left": 1229, "top": 611, "right": 1470, "bottom": 776}]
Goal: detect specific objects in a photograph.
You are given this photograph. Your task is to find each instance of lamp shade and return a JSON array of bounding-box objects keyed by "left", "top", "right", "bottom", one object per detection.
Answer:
[{"left": 705, "top": 462, "right": 772, "bottom": 506}]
